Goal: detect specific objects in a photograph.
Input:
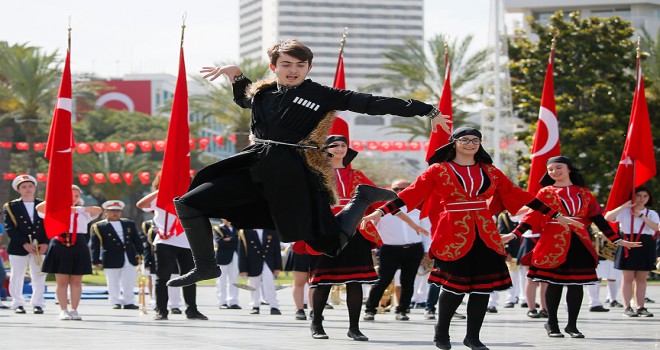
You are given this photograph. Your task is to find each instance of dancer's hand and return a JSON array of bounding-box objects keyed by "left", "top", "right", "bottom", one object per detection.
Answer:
[
  {"left": 501, "top": 233, "right": 517, "bottom": 243},
  {"left": 200, "top": 65, "right": 242, "bottom": 82},
  {"left": 360, "top": 210, "right": 383, "bottom": 230},
  {"left": 556, "top": 216, "right": 584, "bottom": 230},
  {"left": 431, "top": 114, "right": 452, "bottom": 133},
  {"left": 616, "top": 240, "right": 643, "bottom": 248},
  {"left": 412, "top": 224, "right": 430, "bottom": 236}
]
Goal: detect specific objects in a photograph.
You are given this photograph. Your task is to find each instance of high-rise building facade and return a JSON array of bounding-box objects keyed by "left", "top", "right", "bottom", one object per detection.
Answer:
[{"left": 239, "top": 0, "right": 424, "bottom": 90}]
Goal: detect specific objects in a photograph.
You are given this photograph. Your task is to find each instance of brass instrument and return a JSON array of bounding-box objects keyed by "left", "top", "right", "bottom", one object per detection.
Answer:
[
  {"left": 233, "top": 277, "right": 256, "bottom": 291},
  {"left": 29, "top": 234, "right": 44, "bottom": 274},
  {"left": 329, "top": 285, "right": 346, "bottom": 305},
  {"left": 506, "top": 257, "right": 519, "bottom": 272},
  {"left": 377, "top": 280, "right": 395, "bottom": 313},
  {"left": 594, "top": 231, "right": 617, "bottom": 261},
  {"left": 136, "top": 255, "right": 147, "bottom": 315}
]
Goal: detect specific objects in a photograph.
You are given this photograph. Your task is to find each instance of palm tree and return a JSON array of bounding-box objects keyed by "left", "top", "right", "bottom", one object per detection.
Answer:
[
  {"left": 363, "top": 34, "right": 489, "bottom": 140},
  {"left": 0, "top": 42, "right": 60, "bottom": 174},
  {"left": 190, "top": 59, "right": 271, "bottom": 151},
  {"left": 641, "top": 28, "right": 660, "bottom": 100}
]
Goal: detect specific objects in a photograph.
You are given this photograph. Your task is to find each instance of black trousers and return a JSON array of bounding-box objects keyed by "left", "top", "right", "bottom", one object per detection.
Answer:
[
  {"left": 365, "top": 243, "right": 424, "bottom": 313},
  {"left": 154, "top": 243, "right": 197, "bottom": 314}
]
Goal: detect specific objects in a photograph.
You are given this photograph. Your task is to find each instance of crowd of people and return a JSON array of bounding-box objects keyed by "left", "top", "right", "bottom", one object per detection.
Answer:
[{"left": 1, "top": 39, "right": 658, "bottom": 350}]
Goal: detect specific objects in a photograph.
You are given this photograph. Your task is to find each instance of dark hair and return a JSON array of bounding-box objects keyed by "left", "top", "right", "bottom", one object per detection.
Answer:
[
  {"left": 267, "top": 39, "right": 314, "bottom": 66},
  {"left": 633, "top": 186, "right": 654, "bottom": 207}
]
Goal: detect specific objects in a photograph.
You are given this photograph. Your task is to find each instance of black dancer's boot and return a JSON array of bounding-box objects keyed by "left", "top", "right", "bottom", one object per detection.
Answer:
[
  {"left": 166, "top": 199, "right": 221, "bottom": 287},
  {"left": 333, "top": 185, "right": 397, "bottom": 254}
]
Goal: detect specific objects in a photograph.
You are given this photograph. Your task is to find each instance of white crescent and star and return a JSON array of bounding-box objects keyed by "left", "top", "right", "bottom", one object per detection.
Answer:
[
  {"left": 95, "top": 92, "right": 135, "bottom": 112},
  {"left": 531, "top": 106, "right": 559, "bottom": 158}
]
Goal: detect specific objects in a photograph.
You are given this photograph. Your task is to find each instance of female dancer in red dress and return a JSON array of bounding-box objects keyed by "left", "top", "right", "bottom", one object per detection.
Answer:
[
  {"left": 362, "top": 128, "right": 582, "bottom": 350},
  {"left": 510, "top": 156, "right": 640, "bottom": 338}
]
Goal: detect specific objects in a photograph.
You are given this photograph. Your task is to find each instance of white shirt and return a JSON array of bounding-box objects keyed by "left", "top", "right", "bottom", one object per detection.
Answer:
[
  {"left": 22, "top": 201, "right": 35, "bottom": 223},
  {"left": 377, "top": 206, "right": 431, "bottom": 250},
  {"left": 255, "top": 229, "right": 264, "bottom": 244},
  {"left": 615, "top": 208, "right": 659, "bottom": 236},
  {"left": 109, "top": 221, "right": 124, "bottom": 243},
  {"left": 142, "top": 199, "right": 190, "bottom": 249}
]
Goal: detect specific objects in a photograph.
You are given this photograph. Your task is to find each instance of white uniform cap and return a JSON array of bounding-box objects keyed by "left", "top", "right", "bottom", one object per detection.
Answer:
[
  {"left": 12, "top": 174, "right": 37, "bottom": 191},
  {"left": 102, "top": 200, "right": 125, "bottom": 210}
]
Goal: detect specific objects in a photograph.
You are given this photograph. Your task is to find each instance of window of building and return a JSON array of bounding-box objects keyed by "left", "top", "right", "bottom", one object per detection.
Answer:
[
  {"left": 355, "top": 115, "right": 384, "bottom": 125},
  {"left": 591, "top": 8, "right": 631, "bottom": 20}
]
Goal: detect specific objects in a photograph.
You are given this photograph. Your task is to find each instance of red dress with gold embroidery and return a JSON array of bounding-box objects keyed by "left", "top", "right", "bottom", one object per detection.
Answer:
[
  {"left": 514, "top": 185, "right": 619, "bottom": 285},
  {"left": 384, "top": 162, "right": 540, "bottom": 294},
  {"left": 309, "top": 168, "right": 380, "bottom": 286}
]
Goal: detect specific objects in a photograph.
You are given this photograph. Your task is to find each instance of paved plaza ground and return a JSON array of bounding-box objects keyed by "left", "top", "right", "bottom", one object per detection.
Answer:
[{"left": 2, "top": 284, "right": 659, "bottom": 349}]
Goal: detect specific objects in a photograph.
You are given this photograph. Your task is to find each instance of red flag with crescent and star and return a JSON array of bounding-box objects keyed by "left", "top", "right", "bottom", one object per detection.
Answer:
[
  {"left": 527, "top": 48, "right": 560, "bottom": 195},
  {"left": 155, "top": 43, "right": 190, "bottom": 236},
  {"left": 44, "top": 44, "right": 74, "bottom": 240},
  {"left": 425, "top": 48, "right": 453, "bottom": 162},
  {"left": 605, "top": 56, "right": 656, "bottom": 212}
]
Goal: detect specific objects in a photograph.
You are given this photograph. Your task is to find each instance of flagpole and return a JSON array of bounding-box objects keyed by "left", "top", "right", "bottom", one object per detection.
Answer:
[
  {"left": 181, "top": 13, "right": 187, "bottom": 48},
  {"left": 338, "top": 27, "right": 348, "bottom": 58},
  {"left": 630, "top": 37, "right": 642, "bottom": 239},
  {"left": 67, "top": 16, "right": 72, "bottom": 52}
]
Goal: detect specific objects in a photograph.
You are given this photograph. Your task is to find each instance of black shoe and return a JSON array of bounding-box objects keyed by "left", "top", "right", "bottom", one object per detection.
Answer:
[
  {"left": 33, "top": 306, "right": 44, "bottom": 314},
  {"left": 538, "top": 309, "right": 549, "bottom": 318},
  {"left": 168, "top": 199, "right": 222, "bottom": 287},
  {"left": 527, "top": 309, "right": 541, "bottom": 318},
  {"left": 14, "top": 306, "right": 26, "bottom": 314},
  {"left": 544, "top": 322, "right": 564, "bottom": 338},
  {"left": 463, "top": 338, "right": 489, "bottom": 350},
  {"left": 624, "top": 306, "right": 638, "bottom": 317},
  {"left": 521, "top": 302, "right": 539, "bottom": 308},
  {"left": 347, "top": 328, "right": 369, "bottom": 341},
  {"left": 112, "top": 304, "right": 122, "bottom": 309},
  {"left": 452, "top": 311, "right": 466, "bottom": 320},
  {"left": 564, "top": 327, "right": 585, "bottom": 338},
  {"left": 0, "top": 304, "right": 8, "bottom": 309},
  {"left": 486, "top": 306, "right": 497, "bottom": 313},
  {"left": 295, "top": 309, "right": 307, "bottom": 320},
  {"left": 310, "top": 324, "right": 329, "bottom": 339},
  {"left": 227, "top": 304, "right": 241, "bottom": 310},
  {"left": 270, "top": 308, "right": 281, "bottom": 315},
  {"left": 395, "top": 312, "right": 410, "bottom": 321},
  {"left": 219, "top": 304, "right": 228, "bottom": 309},
  {"left": 589, "top": 305, "right": 609, "bottom": 312},
  {"left": 123, "top": 304, "right": 139, "bottom": 310},
  {"left": 645, "top": 297, "right": 655, "bottom": 304},
  {"left": 434, "top": 339, "right": 452, "bottom": 350},
  {"left": 185, "top": 308, "right": 208, "bottom": 320},
  {"left": 324, "top": 303, "right": 334, "bottom": 310},
  {"left": 153, "top": 313, "right": 168, "bottom": 320},
  {"left": 171, "top": 308, "right": 182, "bottom": 314},
  {"left": 609, "top": 300, "right": 624, "bottom": 308},
  {"left": 504, "top": 302, "right": 515, "bottom": 308},
  {"left": 363, "top": 311, "right": 375, "bottom": 321},
  {"left": 250, "top": 308, "right": 260, "bottom": 315}
]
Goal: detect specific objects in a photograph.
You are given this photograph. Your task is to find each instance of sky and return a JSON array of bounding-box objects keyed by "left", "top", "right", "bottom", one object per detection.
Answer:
[{"left": 2, "top": 0, "right": 497, "bottom": 78}]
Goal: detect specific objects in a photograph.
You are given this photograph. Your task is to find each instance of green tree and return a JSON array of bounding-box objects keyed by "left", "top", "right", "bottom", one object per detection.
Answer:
[
  {"left": 363, "top": 34, "right": 489, "bottom": 140},
  {"left": 509, "top": 11, "right": 659, "bottom": 200},
  {"left": 190, "top": 59, "right": 271, "bottom": 151}
]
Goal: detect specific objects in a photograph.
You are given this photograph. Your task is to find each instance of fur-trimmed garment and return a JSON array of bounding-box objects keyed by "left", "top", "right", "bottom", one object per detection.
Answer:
[{"left": 187, "top": 78, "right": 434, "bottom": 244}]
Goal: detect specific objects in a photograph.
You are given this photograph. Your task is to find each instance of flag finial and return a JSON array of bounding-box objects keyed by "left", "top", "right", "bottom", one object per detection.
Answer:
[
  {"left": 339, "top": 27, "right": 348, "bottom": 57},
  {"left": 67, "top": 16, "right": 72, "bottom": 51},
  {"left": 550, "top": 28, "right": 559, "bottom": 52},
  {"left": 636, "top": 35, "right": 641, "bottom": 59},
  {"left": 180, "top": 12, "right": 187, "bottom": 47},
  {"left": 442, "top": 34, "right": 450, "bottom": 55}
]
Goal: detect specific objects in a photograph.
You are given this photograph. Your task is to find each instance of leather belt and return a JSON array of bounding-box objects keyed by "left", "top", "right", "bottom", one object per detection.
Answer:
[{"left": 386, "top": 242, "right": 422, "bottom": 249}]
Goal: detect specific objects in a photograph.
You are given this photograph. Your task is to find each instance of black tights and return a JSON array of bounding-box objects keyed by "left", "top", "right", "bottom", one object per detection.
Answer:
[
  {"left": 546, "top": 283, "right": 583, "bottom": 331},
  {"left": 313, "top": 283, "right": 363, "bottom": 330},
  {"left": 435, "top": 290, "right": 489, "bottom": 343}
]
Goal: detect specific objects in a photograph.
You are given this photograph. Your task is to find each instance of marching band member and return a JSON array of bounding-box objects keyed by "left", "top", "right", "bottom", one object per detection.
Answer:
[
  {"left": 238, "top": 228, "right": 282, "bottom": 315},
  {"left": 362, "top": 128, "right": 584, "bottom": 350},
  {"left": 3, "top": 175, "right": 48, "bottom": 314},
  {"left": 38, "top": 185, "right": 102, "bottom": 320},
  {"left": 214, "top": 219, "right": 241, "bottom": 309},
  {"left": 511, "top": 156, "right": 641, "bottom": 338},
  {"left": 91, "top": 200, "right": 144, "bottom": 310}
]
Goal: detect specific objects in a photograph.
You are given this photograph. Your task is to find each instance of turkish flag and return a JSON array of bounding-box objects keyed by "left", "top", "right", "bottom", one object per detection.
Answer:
[
  {"left": 379, "top": 141, "right": 393, "bottom": 152},
  {"left": 93, "top": 173, "right": 107, "bottom": 183},
  {"left": 328, "top": 51, "right": 351, "bottom": 146},
  {"left": 33, "top": 142, "right": 46, "bottom": 151},
  {"left": 606, "top": 59, "right": 657, "bottom": 211},
  {"left": 138, "top": 140, "right": 152, "bottom": 152},
  {"left": 36, "top": 173, "right": 47, "bottom": 182},
  {"left": 228, "top": 134, "right": 237, "bottom": 144},
  {"left": 155, "top": 44, "right": 190, "bottom": 236},
  {"left": 198, "top": 137, "right": 210, "bottom": 150},
  {"left": 392, "top": 141, "right": 407, "bottom": 151},
  {"left": 366, "top": 141, "right": 379, "bottom": 151},
  {"left": 124, "top": 141, "right": 137, "bottom": 155},
  {"left": 189, "top": 169, "right": 196, "bottom": 177},
  {"left": 527, "top": 50, "right": 560, "bottom": 195},
  {"left": 213, "top": 135, "right": 225, "bottom": 146},
  {"left": 76, "top": 142, "right": 91, "bottom": 154},
  {"left": 108, "top": 172, "right": 122, "bottom": 184},
  {"left": 0, "top": 142, "right": 12, "bottom": 148},
  {"left": 107, "top": 141, "right": 122, "bottom": 152},
  {"left": 4, "top": 173, "right": 17, "bottom": 180},
  {"left": 122, "top": 172, "right": 133, "bottom": 185},
  {"left": 189, "top": 138, "right": 197, "bottom": 150},
  {"left": 426, "top": 50, "right": 453, "bottom": 162},
  {"left": 408, "top": 141, "right": 422, "bottom": 151},
  {"left": 78, "top": 173, "right": 90, "bottom": 185},
  {"left": 16, "top": 142, "right": 29, "bottom": 151},
  {"left": 153, "top": 140, "right": 166, "bottom": 152},
  {"left": 44, "top": 47, "right": 74, "bottom": 240},
  {"left": 138, "top": 171, "right": 151, "bottom": 184},
  {"left": 93, "top": 142, "right": 107, "bottom": 153},
  {"left": 350, "top": 140, "right": 364, "bottom": 151}
]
